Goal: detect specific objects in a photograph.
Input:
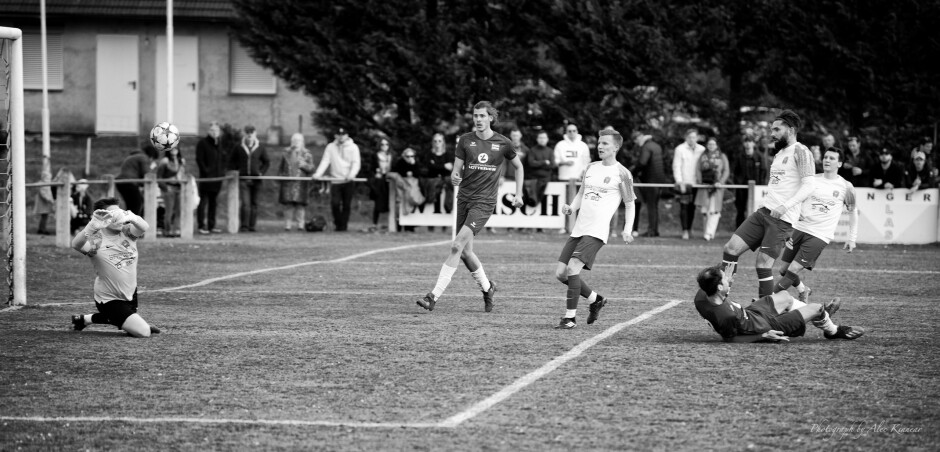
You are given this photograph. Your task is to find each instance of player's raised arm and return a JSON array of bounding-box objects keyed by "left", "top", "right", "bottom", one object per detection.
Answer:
[{"left": 844, "top": 183, "right": 858, "bottom": 252}]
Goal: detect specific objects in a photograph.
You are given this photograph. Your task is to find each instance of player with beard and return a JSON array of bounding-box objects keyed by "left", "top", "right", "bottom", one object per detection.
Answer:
[
  {"left": 718, "top": 110, "right": 816, "bottom": 298},
  {"left": 416, "top": 101, "right": 525, "bottom": 313}
]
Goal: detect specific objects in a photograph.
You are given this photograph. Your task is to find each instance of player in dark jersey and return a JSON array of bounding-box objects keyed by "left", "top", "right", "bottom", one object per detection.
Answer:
[
  {"left": 417, "top": 101, "right": 524, "bottom": 313},
  {"left": 694, "top": 265, "right": 864, "bottom": 342}
]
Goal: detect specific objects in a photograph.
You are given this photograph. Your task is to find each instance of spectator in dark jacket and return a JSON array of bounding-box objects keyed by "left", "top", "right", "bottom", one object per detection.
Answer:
[
  {"left": 70, "top": 179, "right": 94, "bottom": 234},
  {"left": 731, "top": 136, "right": 769, "bottom": 227},
  {"left": 195, "top": 122, "right": 225, "bottom": 234},
  {"left": 116, "top": 144, "right": 157, "bottom": 216},
  {"left": 420, "top": 133, "right": 455, "bottom": 215},
  {"left": 838, "top": 136, "right": 874, "bottom": 187},
  {"left": 525, "top": 130, "right": 554, "bottom": 208},
  {"left": 632, "top": 131, "right": 668, "bottom": 237},
  {"left": 906, "top": 150, "right": 937, "bottom": 190},
  {"left": 871, "top": 148, "right": 905, "bottom": 190},
  {"left": 229, "top": 125, "right": 270, "bottom": 231}
]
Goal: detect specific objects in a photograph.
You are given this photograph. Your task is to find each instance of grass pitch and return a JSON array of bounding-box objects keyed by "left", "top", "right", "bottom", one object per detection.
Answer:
[{"left": 2, "top": 231, "right": 939, "bottom": 450}]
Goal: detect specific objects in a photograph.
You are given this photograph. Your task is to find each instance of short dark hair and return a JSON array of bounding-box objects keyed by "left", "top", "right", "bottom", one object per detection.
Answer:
[
  {"left": 847, "top": 136, "right": 860, "bottom": 144},
  {"left": 598, "top": 129, "right": 623, "bottom": 148},
  {"left": 696, "top": 265, "right": 723, "bottom": 296},
  {"left": 244, "top": 125, "right": 256, "bottom": 134},
  {"left": 774, "top": 110, "right": 802, "bottom": 130},
  {"left": 472, "top": 101, "right": 498, "bottom": 123},
  {"left": 93, "top": 197, "right": 121, "bottom": 211},
  {"left": 825, "top": 147, "right": 845, "bottom": 162}
]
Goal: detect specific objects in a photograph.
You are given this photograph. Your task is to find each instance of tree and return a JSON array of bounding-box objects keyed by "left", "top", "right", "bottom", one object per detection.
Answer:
[{"left": 231, "top": 0, "right": 546, "bottom": 147}]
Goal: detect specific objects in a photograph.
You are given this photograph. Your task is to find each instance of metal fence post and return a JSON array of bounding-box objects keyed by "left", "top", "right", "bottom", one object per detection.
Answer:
[
  {"left": 54, "top": 174, "right": 72, "bottom": 248},
  {"left": 387, "top": 178, "right": 397, "bottom": 233},
  {"left": 143, "top": 173, "right": 158, "bottom": 242},
  {"left": 747, "top": 180, "right": 756, "bottom": 215},
  {"left": 226, "top": 170, "right": 240, "bottom": 234},
  {"left": 179, "top": 174, "right": 195, "bottom": 240},
  {"left": 104, "top": 174, "right": 115, "bottom": 197}
]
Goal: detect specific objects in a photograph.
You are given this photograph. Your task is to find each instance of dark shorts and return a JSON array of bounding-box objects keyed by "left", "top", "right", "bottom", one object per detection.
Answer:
[
  {"left": 456, "top": 200, "right": 494, "bottom": 236},
  {"left": 746, "top": 296, "right": 806, "bottom": 337},
  {"left": 781, "top": 229, "right": 828, "bottom": 270},
  {"left": 95, "top": 290, "right": 139, "bottom": 328},
  {"left": 558, "top": 235, "right": 605, "bottom": 270},
  {"left": 733, "top": 207, "right": 793, "bottom": 258}
]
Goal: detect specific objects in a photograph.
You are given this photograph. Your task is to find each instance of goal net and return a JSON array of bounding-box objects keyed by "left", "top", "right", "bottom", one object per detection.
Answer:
[{"left": 1, "top": 27, "right": 27, "bottom": 306}]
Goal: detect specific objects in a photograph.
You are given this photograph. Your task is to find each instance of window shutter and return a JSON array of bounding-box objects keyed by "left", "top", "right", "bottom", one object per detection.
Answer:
[
  {"left": 230, "top": 41, "right": 276, "bottom": 95},
  {"left": 23, "top": 31, "right": 64, "bottom": 90}
]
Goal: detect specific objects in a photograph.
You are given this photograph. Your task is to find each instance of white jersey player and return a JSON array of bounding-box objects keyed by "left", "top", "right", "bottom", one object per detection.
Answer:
[
  {"left": 773, "top": 147, "right": 859, "bottom": 299},
  {"left": 719, "top": 110, "right": 817, "bottom": 298},
  {"left": 70, "top": 197, "right": 159, "bottom": 338},
  {"left": 553, "top": 129, "right": 637, "bottom": 329}
]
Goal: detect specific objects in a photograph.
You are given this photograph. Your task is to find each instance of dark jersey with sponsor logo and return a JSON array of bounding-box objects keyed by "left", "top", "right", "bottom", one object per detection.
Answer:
[
  {"left": 693, "top": 289, "right": 771, "bottom": 339},
  {"left": 455, "top": 131, "right": 516, "bottom": 204}
]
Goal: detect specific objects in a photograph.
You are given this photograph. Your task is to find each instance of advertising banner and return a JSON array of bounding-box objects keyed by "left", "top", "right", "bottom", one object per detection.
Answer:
[
  {"left": 753, "top": 186, "right": 938, "bottom": 244},
  {"left": 398, "top": 181, "right": 568, "bottom": 229}
]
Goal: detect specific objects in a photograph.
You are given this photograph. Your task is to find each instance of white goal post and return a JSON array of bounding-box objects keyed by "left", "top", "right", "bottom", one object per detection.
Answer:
[{"left": 1, "top": 27, "right": 27, "bottom": 306}]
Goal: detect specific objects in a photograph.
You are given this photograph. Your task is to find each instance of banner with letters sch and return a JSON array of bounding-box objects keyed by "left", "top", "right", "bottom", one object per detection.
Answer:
[
  {"left": 754, "top": 186, "right": 939, "bottom": 244},
  {"left": 398, "top": 181, "right": 568, "bottom": 229}
]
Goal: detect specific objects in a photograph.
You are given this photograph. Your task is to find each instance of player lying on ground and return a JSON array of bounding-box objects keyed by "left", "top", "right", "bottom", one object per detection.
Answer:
[
  {"left": 719, "top": 110, "right": 817, "bottom": 298},
  {"left": 554, "top": 129, "right": 636, "bottom": 329},
  {"left": 695, "top": 265, "right": 864, "bottom": 342},
  {"left": 774, "top": 147, "right": 858, "bottom": 301},
  {"left": 417, "top": 101, "right": 524, "bottom": 313},
  {"left": 70, "top": 197, "right": 160, "bottom": 338}
]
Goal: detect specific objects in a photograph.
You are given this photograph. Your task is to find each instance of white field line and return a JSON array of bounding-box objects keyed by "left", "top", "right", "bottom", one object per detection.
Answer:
[
  {"left": 0, "top": 305, "right": 23, "bottom": 313},
  {"left": 0, "top": 415, "right": 438, "bottom": 429},
  {"left": 330, "top": 261, "right": 940, "bottom": 275},
  {"left": 437, "top": 299, "right": 685, "bottom": 428},
  {"left": 148, "top": 240, "right": 450, "bottom": 293},
  {"left": 28, "top": 295, "right": 659, "bottom": 308},
  {"left": 1, "top": 300, "right": 682, "bottom": 429}
]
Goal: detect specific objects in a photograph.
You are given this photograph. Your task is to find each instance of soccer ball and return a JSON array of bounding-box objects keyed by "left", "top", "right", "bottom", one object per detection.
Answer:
[{"left": 150, "top": 122, "right": 180, "bottom": 151}]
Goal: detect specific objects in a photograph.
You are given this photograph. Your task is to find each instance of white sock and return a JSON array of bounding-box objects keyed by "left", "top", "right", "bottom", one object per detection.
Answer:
[
  {"left": 813, "top": 311, "right": 838, "bottom": 334},
  {"left": 431, "top": 264, "right": 458, "bottom": 299},
  {"left": 797, "top": 282, "right": 806, "bottom": 292},
  {"left": 84, "top": 314, "right": 94, "bottom": 324},
  {"left": 565, "top": 309, "right": 577, "bottom": 319},
  {"left": 471, "top": 267, "right": 491, "bottom": 292},
  {"left": 587, "top": 291, "right": 597, "bottom": 303}
]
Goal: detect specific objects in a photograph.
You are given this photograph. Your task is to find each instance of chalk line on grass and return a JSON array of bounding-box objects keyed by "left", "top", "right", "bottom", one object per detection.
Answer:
[
  {"left": 1, "top": 299, "right": 682, "bottom": 429},
  {"left": 437, "top": 299, "right": 685, "bottom": 428},
  {"left": 149, "top": 240, "right": 450, "bottom": 293}
]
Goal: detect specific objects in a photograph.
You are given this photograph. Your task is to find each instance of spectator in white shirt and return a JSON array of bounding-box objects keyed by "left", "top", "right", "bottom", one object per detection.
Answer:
[
  {"left": 554, "top": 123, "right": 592, "bottom": 234},
  {"left": 554, "top": 123, "right": 592, "bottom": 182},
  {"left": 672, "top": 128, "right": 706, "bottom": 240}
]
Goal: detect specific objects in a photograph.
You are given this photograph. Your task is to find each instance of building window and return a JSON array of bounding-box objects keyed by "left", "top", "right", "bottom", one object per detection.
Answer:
[
  {"left": 230, "top": 40, "right": 276, "bottom": 95},
  {"left": 23, "top": 30, "right": 64, "bottom": 90}
]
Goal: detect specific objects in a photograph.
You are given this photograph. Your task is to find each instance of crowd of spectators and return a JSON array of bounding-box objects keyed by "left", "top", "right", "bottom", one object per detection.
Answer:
[{"left": 88, "top": 120, "right": 939, "bottom": 238}]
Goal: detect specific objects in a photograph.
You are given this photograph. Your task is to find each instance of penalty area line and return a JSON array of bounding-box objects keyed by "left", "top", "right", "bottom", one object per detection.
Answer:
[
  {"left": 437, "top": 299, "right": 685, "bottom": 428},
  {"left": 148, "top": 240, "right": 450, "bottom": 293}
]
